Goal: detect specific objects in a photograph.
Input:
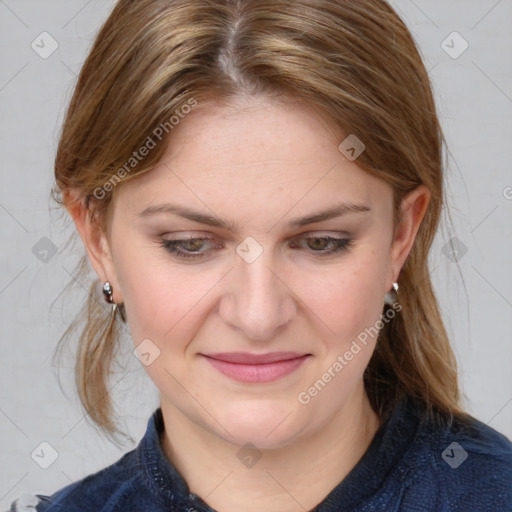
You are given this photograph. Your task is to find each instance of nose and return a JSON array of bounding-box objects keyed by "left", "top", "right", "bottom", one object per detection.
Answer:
[{"left": 218, "top": 249, "right": 297, "bottom": 341}]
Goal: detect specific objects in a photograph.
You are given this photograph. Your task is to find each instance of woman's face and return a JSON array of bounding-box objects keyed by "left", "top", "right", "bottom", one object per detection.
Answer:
[{"left": 88, "top": 96, "right": 427, "bottom": 449}]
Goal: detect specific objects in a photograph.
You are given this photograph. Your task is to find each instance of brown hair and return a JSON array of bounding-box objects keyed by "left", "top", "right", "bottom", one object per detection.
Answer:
[{"left": 52, "top": 0, "right": 469, "bottom": 444}]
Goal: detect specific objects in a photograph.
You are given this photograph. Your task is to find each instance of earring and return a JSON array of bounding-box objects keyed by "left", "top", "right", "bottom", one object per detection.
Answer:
[
  {"left": 102, "top": 281, "right": 126, "bottom": 322},
  {"left": 384, "top": 282, "right": 399, "bottom": 306},
  {"left": 102, "top": 281, "right": 114, "bottom": 304}
]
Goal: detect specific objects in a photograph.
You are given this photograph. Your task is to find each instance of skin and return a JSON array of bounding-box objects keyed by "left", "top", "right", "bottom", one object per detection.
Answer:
[{"left": 68, "top": 95, "right": 430, "bottom": 512}]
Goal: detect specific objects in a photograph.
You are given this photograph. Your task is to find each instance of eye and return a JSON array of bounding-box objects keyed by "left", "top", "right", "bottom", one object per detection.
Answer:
[
  {"left": 290, "top": 234, "right": 354, "bottom": 255},
  {"left": 159, "top": 237, "right": 219, "bottom": 260}
]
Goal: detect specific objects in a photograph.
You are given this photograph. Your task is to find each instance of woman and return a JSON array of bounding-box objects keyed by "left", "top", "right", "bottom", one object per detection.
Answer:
[{"left": 9, "top": 0, "right": 512, "bottom": 510}]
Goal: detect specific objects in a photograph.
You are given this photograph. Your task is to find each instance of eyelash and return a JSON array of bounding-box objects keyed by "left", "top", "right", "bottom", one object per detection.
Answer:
[{"left": 158, "top": 235, "right": 354, "bottom": 260}]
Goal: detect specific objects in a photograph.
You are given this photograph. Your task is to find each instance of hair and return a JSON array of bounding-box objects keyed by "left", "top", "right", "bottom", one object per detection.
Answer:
[{"left": 52, "top": 0, "right": 471, "bottom": 444}]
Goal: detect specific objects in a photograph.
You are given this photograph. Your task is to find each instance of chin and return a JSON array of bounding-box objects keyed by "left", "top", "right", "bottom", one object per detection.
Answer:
[{"left": 213, "top": 401, "right": 307, "bottom": 450}]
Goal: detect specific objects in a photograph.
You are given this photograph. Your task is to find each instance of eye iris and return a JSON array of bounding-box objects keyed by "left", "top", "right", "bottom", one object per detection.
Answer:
[
  {"left": 309, "top": 237, "right": 329, "bottom": 250},
  {"left": 184, "top": 239, "right": 205, "bottom": 251}
]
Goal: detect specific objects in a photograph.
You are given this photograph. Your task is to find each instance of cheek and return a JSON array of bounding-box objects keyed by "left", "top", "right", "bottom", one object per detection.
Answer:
[
  {"left": 308, "top": 256, "right": 387, "bottom": 336},
  {"left": 114, "top": 242, "right": 220, "bottom": 348}
]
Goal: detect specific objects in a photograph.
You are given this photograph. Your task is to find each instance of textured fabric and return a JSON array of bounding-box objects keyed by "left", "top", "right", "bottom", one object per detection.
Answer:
[{"left": 8, "top": 396, "right": 512, "bottom": 511}]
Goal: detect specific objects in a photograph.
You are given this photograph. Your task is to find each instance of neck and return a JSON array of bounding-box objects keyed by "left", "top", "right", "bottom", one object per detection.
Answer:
[{"left": 160, "top": 382, "right": 381, "bottom": 512}]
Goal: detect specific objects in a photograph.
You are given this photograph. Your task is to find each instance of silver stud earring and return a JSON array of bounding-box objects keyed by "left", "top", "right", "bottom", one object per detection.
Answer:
[
  {"left": 384, "top": 282, "right": 399, "bottom": 306},
  {"left": 103, "top": 281, "right": 114, "bottom": 304},
  {"left": 102, "top": 281, "right": 126, "bottom": 322}
]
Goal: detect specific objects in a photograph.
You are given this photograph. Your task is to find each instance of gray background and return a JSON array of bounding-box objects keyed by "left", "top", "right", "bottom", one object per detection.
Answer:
[{"left": 1, "top": 0, "right": 511, "bottom": 506}]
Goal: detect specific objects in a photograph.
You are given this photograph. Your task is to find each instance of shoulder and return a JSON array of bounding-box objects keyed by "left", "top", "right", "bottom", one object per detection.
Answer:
[
  {"left": 21, "top": 448, "right": 141, "bottom": 512},
  {"left": 6, "top": 408, "right": 190, "bottom": 512},
  {"left": 401, "top": 405, "right": 512, "bottom": 511},
  {"left": 7, "top": 408, "right": 173, "bottom": 512},
  {"left": 44, "top": 450, "right": 140, "bottom": 512}
]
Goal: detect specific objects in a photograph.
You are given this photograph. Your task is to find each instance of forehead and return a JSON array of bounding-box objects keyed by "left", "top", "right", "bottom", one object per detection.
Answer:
[
  {"left": 113, "top": 96, "right": 391, "bottom": 221},
  {"left": 167, "top": 96, "right": 340, "bottom": 169}
]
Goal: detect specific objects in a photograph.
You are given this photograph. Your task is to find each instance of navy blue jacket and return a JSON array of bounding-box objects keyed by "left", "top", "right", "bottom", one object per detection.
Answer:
[{"left": 9, "top": 396, "right": 512, "bottom": 511}]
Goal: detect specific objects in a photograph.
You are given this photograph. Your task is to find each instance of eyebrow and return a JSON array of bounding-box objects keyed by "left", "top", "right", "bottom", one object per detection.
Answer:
[{"left": 138, "top": 201, "right": 371, "bottom": 232}]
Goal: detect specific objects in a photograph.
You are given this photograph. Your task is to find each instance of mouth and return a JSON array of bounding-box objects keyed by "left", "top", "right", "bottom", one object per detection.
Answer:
[{"left": 200, "top": 352, "right": 312, "bottom": 383}]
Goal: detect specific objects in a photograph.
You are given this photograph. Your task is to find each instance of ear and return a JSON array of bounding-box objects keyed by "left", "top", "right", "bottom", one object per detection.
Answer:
[
  {"left": 388, "top": 184, "right": 430, "bottom": 286},
  {"left": 64, "top": 191, "right": 123, "bottom": 304}
]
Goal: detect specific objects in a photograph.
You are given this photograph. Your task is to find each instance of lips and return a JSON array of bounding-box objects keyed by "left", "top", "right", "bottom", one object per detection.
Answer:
[
  {"left": 203, "top": 351, "right": 308, "bottom": 364},
  {"left": 200, "top": 352, "right": 311, "bottom": 383}
]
